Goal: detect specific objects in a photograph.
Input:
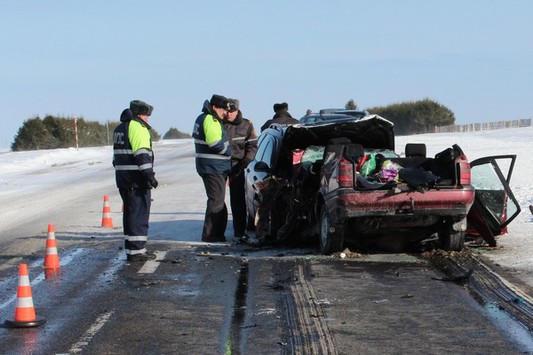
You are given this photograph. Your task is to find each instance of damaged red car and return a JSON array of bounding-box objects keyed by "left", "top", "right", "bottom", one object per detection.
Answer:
[{"left": 245, "top": 112, "right": 521, "bottom": 254}]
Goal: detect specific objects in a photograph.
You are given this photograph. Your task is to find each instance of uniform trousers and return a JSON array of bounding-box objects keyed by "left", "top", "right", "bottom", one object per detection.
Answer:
[
  {"left": 119, "top": 187, "right": 151, "bottom": 255},
  {"left": 200, "top": 173, "right": 228, "bottom": 242},
  {"left": 229, "top": 170, "right": 247, "bottom": 238}
]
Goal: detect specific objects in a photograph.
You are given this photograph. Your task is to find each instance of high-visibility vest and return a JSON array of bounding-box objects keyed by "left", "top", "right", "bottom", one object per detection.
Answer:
[{"left": 113, "top": 119, "right": 155, "bottom": 188}]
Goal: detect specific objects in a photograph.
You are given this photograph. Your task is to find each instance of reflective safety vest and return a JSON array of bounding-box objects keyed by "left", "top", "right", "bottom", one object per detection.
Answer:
[
  {"left": 193, "top": 112, "right": 231, "bottom": 174},
  {"left": 113, "top": 119, "right": 155, "bottom": 188}
]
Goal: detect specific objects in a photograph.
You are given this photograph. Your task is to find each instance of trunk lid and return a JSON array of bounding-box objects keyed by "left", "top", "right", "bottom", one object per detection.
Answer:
[{"left": 283, "top": 114, "right": 395, "bottom": 151}]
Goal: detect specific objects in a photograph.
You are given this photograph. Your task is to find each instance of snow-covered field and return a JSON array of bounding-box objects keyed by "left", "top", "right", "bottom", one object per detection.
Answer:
[{"left": 0, "top": 126, "right": 532, "bottom": 286}]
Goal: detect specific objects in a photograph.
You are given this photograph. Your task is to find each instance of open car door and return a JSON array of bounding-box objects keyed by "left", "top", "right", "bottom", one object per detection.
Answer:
[{"left": 466, "top": 155, "right": 521, "bottom": 246}]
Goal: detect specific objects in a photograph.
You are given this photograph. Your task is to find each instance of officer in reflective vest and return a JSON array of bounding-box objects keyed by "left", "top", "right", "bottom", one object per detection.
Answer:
[
  {"left": 193, "top": 94, "right": 232, "bottom": 242},
  {"left": 113, "top": 100, "right": 158, "bottom": 262}
]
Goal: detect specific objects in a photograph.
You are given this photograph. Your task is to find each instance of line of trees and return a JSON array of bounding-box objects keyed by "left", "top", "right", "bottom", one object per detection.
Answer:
[
  {"left": 358, "top": 98, "right": 455, "bottom": 135},
  {"left": 12, "top": 98, "right": 453, "bottom": 151},
  {"left": 163, "top": 127, "right": 192, "bottom": 139},
  {"left": 11, "top": 116, "right": 193, "bottom": 151},
  {"left": 11, "top": 116, "right": 120, "bottom": 151}
]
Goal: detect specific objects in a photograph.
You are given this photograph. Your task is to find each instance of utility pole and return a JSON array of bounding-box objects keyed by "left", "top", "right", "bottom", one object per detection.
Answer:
[
  {"left": 74, "top": 117, "right": 79, "bottom": 150},
  {"left": 106, "top": 120, "right": 110, "bottom": 145}
]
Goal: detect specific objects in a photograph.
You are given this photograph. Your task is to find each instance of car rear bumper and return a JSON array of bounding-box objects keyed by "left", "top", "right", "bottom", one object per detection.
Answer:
[{"left": 325, "top": 187, "right": 475, "bottom": 223}]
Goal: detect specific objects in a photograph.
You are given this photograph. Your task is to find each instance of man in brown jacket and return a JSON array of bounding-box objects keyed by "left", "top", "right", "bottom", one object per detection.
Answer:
[{"left": 224, "top": 98, "right": 258, "bottom": 242}]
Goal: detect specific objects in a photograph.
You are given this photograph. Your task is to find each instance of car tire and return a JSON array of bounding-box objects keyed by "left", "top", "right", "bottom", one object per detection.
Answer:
[
  {"left": 319, "top": 205, "right": 344, "bottom": 254},
  {"left": 438, "top": 229, "right": 465, "bottom": 251}
]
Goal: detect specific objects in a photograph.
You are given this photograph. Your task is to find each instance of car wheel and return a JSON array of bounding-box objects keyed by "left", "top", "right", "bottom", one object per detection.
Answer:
[
  {"left": 438, "top": 229, "right": 465, "bottom": 251},
  {"left": 319, "top": 205, "right": 344, "bottom": 254}
]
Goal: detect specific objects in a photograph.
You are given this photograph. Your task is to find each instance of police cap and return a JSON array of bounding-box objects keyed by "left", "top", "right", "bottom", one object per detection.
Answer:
[{"left": 130, "top": 100, "right": 154, "bottom": 116}]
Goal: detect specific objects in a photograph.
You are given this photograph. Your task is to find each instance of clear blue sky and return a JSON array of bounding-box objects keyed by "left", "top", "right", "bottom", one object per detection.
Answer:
[{"left": 1, "top": 0, "right": 532, "bottom": 149}]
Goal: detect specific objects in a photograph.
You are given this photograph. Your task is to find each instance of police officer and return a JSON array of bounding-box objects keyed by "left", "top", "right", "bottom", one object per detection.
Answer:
[
  {"left": 113, "top": 100, "right": 158, "bottom": 262},
  {"left": 193, "top": 94, "right": 232, "bottom": 242},
  {"left": 260, "top": 102, "right": 300, "bottom": 132},
  {"left": 224, "top": 98, "right": 258, "bottom": 243}
]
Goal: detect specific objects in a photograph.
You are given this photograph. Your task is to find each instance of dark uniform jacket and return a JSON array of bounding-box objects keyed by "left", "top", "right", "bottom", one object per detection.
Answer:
[
  {"left": 260, "top": 112, "right": 300, "bottom": 132},
  {"left": 223, "top": 111, "right": 258, "bottom": 174},
  {"left": 193, "top": 100, "right": 232, "bottom": 174},
  {"left": 113, "top": 110, "right": 156, "bottom": 189}
]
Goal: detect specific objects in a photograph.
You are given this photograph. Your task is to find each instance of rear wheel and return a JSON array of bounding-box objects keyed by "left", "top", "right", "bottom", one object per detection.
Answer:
[
  {"left": 319, "top": 206, "right": 344, "bottom": 254},
  {"left": 438, "top": 229, "right": 465, "bottom": 251}
]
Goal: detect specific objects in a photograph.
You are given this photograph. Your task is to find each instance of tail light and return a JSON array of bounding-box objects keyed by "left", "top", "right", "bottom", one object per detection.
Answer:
[
  {"left": 337, "top": 157, "right": 354, "bottom": 188},
  {"left": 458, "top": 161, "right": 471, "bottom": 186}
]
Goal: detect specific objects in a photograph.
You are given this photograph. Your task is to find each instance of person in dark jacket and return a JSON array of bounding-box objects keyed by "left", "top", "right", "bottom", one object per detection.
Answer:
[
  {"left": 193, "top": 94, "right": 232, "bottom": 242},
  {"left": 260, "top": 102, "right": 300, "bottom": 132},
  {"left": 113, "top": 100, "right": 158, "bottom": 262},
  {"left": 223, "top": 98, "right": 258, "bottom": 243}
]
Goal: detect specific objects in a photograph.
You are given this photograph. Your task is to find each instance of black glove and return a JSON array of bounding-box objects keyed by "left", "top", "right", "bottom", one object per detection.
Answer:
[{"left": 149, "top": 176, "right": 159, "bottom": 189}]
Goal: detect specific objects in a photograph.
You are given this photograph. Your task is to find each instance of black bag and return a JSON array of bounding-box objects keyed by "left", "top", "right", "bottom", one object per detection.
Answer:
[{"left": 398, "top": 167, "right": 440, "bottom": 192}]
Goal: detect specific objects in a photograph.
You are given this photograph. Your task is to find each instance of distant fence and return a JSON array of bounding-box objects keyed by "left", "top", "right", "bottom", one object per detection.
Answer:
[{"left": 435, "top": 118, "right": 532, "bottom": 133}]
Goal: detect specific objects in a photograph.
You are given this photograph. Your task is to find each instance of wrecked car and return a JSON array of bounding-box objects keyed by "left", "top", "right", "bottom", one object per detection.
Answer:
[{"left": 245, "top": 111, "right": 521, "bottom": 254}]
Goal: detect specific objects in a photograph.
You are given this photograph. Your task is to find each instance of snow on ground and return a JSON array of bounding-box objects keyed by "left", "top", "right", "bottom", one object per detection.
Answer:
[
  {"left": 395, "top": 127, "right": 533, "bottom": 288},
  {"left": 0, "top": 126, "right": 532, "bottom": 286}
]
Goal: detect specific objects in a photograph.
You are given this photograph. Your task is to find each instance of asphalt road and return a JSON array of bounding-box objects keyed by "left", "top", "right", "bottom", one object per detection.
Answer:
[
  {"left": 0, "top": 237, "right": 531, "bottom": 355},
  {"left": 1, "top": 139, "right": 532, "bottom": 354}
]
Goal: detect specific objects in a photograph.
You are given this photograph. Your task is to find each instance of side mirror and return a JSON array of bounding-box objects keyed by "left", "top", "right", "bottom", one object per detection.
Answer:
[{"left": 254, "top": 161, "right": 271, "bottom": 173}]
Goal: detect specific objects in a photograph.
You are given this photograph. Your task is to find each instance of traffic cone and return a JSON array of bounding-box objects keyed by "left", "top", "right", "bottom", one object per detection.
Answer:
[
  {"left": 101, "top": 195, "right": 113, "bottom": 228},
  {"left": 4, "top": 263, "right": 46, "bottom": 328},
  {"left": 44, "top": 224, "right": 60, "bottom": 269}
]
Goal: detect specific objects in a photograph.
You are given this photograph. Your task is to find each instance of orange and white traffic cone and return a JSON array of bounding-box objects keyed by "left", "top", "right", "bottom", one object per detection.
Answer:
[
  {"left": 4, "top": 263, "right": 46, "bottom": 328},
  {"left": 44, "top": 224, "right": 60, "bottom": 270},
  {"left": 101, "top": 195, "right": 113, "bottom": 228}
]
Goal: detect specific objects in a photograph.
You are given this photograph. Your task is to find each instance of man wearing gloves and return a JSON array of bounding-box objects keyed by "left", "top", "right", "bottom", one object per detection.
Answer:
[
  {"left": 113, "top": 100, "right": 158, "bottom": 262},
  {"left": 224, "top": 98, "right": 258, "bottom": 243},
  {"left": 193, "top": 94, "right": 232, "bottom": 242}
]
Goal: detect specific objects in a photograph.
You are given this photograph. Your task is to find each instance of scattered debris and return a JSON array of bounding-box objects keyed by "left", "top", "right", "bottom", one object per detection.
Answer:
[
  {"left": 373, "top": 299, "right": 389, "bottom": 304},
  {"left": 256, "top": 308, "right": 276, "bottom": 315},
  {"left": 335, "top": 248, "right": 363, "bottom": 259},
  {"left": 431, "top": 268, "right": 474, "bottom": 283},
  {"left": 317, "top": 298, "right": 333, "bottom": 305}
]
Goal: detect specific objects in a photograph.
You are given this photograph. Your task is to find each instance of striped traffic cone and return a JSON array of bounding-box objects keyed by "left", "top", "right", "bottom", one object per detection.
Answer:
[
  {"left": 44, "top": 224, "right": 60, "bottom": 269},
  {"left": 101, "top": 195, "right": 113, "bottom": 228},
  {"left": 4, "top": 263, "right": 46, "bottom": 328}
]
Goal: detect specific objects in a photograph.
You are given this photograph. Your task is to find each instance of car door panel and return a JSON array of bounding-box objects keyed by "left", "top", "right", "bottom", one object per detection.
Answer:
[{"left": 467, "top": 155, "right": 521, "bottom": 245}]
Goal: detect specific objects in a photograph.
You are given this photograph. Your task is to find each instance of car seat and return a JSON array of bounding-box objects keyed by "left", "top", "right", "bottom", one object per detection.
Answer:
[{"left": 405, "top": 143, "right": 426, "bottom": 157}]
